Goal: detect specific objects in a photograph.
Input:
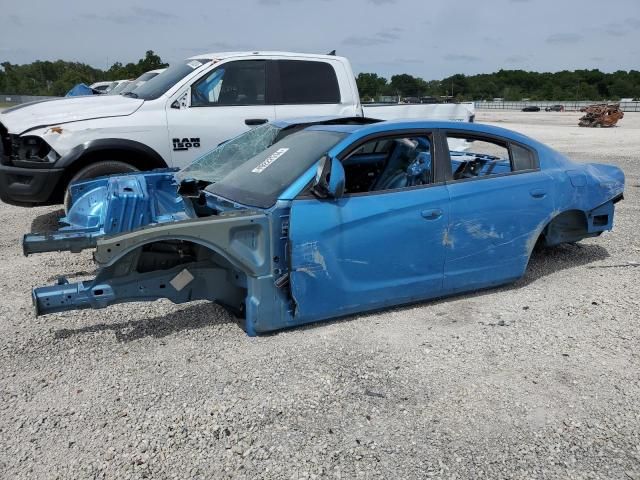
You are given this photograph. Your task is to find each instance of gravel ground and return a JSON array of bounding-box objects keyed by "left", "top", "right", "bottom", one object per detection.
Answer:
[{"left": 1, "top": 111, "right": 639, "bottom": 479}]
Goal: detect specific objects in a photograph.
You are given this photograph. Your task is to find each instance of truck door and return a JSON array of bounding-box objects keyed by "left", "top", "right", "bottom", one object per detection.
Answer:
[
  {"left": 166, "top": 60, "right": 276, "bottom": 168},
  {"left": 272, "top": 60, "right": 358, "bottom": 120}
]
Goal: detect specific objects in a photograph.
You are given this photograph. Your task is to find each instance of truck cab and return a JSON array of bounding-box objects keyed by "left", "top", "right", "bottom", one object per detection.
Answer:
[{"left": 0, "top": 52, "right": 362, "bottom": 207}]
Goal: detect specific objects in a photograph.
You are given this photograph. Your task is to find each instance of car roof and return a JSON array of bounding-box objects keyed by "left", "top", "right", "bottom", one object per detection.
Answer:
[
  {"left": 269, "top": 117, "right": 544, "bottom": 151},
  {"left": 188, "top": 51, "right": 346, "bottom": 62},
  {"left": 334, "top": 119, "right": 543, "bottom": 149},
  {"left": 305, "top": 124, "right": 364, "bottom": 134}
]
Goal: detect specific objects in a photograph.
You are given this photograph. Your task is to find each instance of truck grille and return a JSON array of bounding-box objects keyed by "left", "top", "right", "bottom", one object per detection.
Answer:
[{"left": 0, "top": 122, "right": 11, "bottom": 164}]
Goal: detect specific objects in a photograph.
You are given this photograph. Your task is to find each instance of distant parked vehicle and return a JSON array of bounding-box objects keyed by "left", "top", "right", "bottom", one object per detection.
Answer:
[
  {"left": 522, "top": 106, "right": 541, "bottom": 112},
  {"left": 545, "top": 104, "right": 564, "bottom": 112},
  {"left": 107, "top": 80, "right": 134, "bottom": 95},
  {"left": 115, "top": 69, "right": 166, "bottom": 96},
  {"left": 89, "top": 81, "right": 126, "bottom": 94},
  {"left": 65, "top": 83, "right": 101, "bottom": 97},
  {"left": 67, "top": 80, "right": 129, "bottom": 97},
  {"left": 89, "top": 81, "right": 115, "bottom": 93}
]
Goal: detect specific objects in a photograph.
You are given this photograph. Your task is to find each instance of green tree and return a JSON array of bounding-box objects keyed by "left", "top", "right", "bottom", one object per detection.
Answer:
[
  {"left": 0, "top": 52, "right": 169, "bottom": 96},
  {"left": 388, "top": 74, "right": 425, "bottom": 97},
  {"left": 355, "top": 73, "right": 387, "bottom": 100},
  {"left": 136, "top": 50, "right": 168, "bottom": 75},
  {"left": 3, "top": 57, "right": 639, "bottom": 101}
]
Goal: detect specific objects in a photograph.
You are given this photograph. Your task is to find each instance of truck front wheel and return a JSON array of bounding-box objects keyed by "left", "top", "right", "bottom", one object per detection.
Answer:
[{"left": 64, "top": 161, "right": 139, "bottom": 212}]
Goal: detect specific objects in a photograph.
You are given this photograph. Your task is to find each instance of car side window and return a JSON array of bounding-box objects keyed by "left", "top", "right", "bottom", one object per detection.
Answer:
[
  {"left": 342, "top": 135, "right": 433, "bottom": 194},
  {"left": 191, "top": 60, "right": 266, "bottom": 106},
  {"left": 446, "top": 134, "right": 513, "bottom": 180},
  {"left": 511, "top": 143, "right": 538, "bottom": 170}
]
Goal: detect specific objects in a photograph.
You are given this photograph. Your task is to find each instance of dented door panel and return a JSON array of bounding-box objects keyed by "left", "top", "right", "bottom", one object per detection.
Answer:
[
  {"left": 443, "top": 171, "right": 554, "bottom": 292},
  {"left": 289, "top": 186, "right": 449, "bottom": 322}
]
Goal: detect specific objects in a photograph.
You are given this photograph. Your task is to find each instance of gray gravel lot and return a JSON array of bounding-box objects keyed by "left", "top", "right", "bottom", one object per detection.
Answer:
[{"left": 1, "top": 111, "right": 639, "bottom": 479}]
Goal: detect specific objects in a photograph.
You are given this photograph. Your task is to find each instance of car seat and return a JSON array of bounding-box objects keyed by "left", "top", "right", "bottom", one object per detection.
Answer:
[
  {"left": 406, "top": 152, "right": 431, "bottom": 186},
  {"left": 370, "top": 139, "right": 417, "bottom": 191}
]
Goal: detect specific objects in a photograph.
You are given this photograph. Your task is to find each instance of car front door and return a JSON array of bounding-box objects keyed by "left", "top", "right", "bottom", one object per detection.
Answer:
[
  {"left": 288, "top": 131, "right": 449, "bottom": 323},
  {"left": 442, "top": 131, "right": 553, "bottom": 293},
  {"left": 166, "top": 60, "right": 276, "bottom": 168}
]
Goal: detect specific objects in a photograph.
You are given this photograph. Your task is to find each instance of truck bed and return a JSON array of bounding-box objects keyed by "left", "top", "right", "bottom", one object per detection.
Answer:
[{"left": 362, "top": 102, "right": 475, "bottom": 122}]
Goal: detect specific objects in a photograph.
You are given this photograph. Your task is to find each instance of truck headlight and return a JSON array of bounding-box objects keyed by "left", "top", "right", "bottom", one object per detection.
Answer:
[{"left": 15, "top": 136, "right": 60, "bottom": 163}]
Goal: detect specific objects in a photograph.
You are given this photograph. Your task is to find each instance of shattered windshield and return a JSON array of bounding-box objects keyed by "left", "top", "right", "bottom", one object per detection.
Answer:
[
  {"left": 206, "top": 129, "right": 348, "bottom": 209},
  {"left": 178, "top": 123, "right": 283, "bottom": 184}
]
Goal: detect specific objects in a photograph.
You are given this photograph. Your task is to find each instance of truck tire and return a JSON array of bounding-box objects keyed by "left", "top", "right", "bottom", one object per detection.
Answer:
[{"left": 64, "top": 161, "right": 139, "bottom": 212}]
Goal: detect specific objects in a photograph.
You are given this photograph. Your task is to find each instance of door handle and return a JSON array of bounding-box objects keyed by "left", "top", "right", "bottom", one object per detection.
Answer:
[
  {"left": 530, "top": 189, "right": 547, "bottom": 199},
  {"left": 245, "top": 118, "right": 268, "bottom": 126},
  {"left": 421, "top": 209, "right": 443, "bottom": 220}
]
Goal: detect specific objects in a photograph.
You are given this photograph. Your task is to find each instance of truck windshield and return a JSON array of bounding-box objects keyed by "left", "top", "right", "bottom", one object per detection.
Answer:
[
  {"left": 205, "top": 129, "right": 347, "bottom": 209},
  {"left": 125, "top": 59, "right": 211, "bottom": 100}
]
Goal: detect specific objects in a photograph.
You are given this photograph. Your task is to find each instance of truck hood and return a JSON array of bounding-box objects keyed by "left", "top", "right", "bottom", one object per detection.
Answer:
[{"left": 0, "top": 95, "right": 144, "bottom": 134}]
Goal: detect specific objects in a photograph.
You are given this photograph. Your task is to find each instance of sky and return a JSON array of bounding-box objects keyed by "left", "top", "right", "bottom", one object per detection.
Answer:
[{"left": 1, "top": 0, "right": 639, "bottom": 80}]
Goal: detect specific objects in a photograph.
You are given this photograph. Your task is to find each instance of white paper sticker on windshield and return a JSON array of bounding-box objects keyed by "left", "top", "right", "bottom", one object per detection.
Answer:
[
  {"left": 187, "top": 60, "right": 203, "bottom": 69},
  {"left": 252, "top": 148, "right": 289, "bottom": 173}
]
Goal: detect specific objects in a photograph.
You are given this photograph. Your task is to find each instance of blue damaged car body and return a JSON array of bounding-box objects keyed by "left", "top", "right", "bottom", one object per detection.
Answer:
[
  {"left": 27, "top": 118, "right": 624, "bottom": 335},
  {"left": 23, "top": 170, "right": 192, "bottom": 254}
]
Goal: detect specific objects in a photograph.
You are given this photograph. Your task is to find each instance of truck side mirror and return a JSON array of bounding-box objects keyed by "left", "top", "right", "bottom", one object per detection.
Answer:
[{"left": 311, "top": 155, "right": 345, "bottom": 199}]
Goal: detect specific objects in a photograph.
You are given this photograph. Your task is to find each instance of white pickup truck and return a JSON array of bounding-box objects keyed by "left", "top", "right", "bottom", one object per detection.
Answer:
[{"left": 0, "top": 51, "right": 474, "bottom": 207}]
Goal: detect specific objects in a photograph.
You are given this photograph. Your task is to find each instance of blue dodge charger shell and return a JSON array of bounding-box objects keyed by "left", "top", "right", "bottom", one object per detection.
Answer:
[{"left": 26, "top": 117, "right": 624, "bottom": 335}]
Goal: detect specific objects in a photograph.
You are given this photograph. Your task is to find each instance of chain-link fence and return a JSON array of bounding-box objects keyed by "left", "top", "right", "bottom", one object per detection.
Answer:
[
  {"left": 475, "top": 100, "right": 640, "bottom": 112},
  {"left": 1, "top": 94, "right": 59, "bottom": 106}
]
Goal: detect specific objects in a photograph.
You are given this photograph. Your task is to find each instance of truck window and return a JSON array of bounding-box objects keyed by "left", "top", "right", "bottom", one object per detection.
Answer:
[
  {"left": 276, "top": 60, "right": 340, "bottom": 104},
  {"left": 130, "top": 59, "right": 211, "bottom": 100},
  {"left": 191, "top": 60, "right": 266, "bottom": 106}
]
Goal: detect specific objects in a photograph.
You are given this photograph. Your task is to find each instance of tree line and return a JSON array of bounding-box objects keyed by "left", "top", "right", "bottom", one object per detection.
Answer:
[
  {"left": 1, "top": 51, "right": 638, "bottom": 101},
  {"left": 357, "top": 70, "right": 640, "bottom": 101},
  {"left": 0, "top": 51, "right": 167, "bottom": 97}
]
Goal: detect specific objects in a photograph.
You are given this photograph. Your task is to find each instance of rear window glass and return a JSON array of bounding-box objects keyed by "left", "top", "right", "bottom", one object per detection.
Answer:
[
  {"left": 277, "top": 60, "right": 340, "bottom": 104},
  {"left": 511, "top": 143, "right": 538, "bottom": 170}
]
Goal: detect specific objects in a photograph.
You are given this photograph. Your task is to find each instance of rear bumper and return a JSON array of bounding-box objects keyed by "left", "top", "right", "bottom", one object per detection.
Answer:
[{"left": 0, "top": 163, "right": 64, "bottom": 206}]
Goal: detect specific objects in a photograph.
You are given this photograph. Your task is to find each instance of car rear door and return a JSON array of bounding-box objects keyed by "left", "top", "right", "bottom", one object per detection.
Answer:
[
  {"left": 288, "top": 130, "right": 448, "bottom": 323},
  {"left": 441, "top": 130, "right": 553, "bottom": 293}
]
